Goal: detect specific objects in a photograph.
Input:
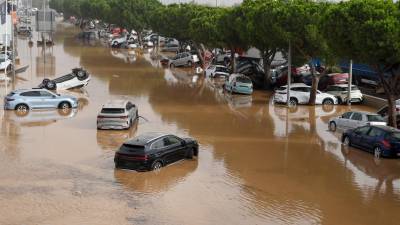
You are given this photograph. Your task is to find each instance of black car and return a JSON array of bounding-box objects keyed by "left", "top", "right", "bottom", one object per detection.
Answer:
[{"left": 114, "top": 133, "right": 199, "bottom": 171}]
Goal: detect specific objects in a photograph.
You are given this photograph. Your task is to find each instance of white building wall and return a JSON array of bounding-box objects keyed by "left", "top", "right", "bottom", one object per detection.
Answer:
[{"left": 0, "top": 14, "right": 12, "bottom": 46}]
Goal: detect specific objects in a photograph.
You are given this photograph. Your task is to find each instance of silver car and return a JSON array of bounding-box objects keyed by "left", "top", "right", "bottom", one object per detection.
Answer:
[
  {"left": 97, "top": 100, "right": 138, "bottom": 130},
  {"left": 4, "top": 89, "right": 78, "bottom": 112},
  {"left": 329, "top": 111, "right": 386, "bottom": 131},
  {"left": 169, "top": 52, "right": 199, "bottom": 68}
]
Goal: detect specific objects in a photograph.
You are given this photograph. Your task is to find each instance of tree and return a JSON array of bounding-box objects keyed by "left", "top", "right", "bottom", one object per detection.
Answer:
[
  {"left": 280, "top": 0, "right": 332, "bottom": 105},
  {"left": 217, "top": 7, "right": 249, "bottom": 72},
  {"left": 322, "top": 0, "right": 400, "bottom": 127},
  {"left": 242, "top": 0, "right": 288, "bottom": 88}
]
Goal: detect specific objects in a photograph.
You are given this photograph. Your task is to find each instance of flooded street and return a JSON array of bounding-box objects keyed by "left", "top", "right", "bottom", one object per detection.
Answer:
[{"left": 1, "top": 24, "right": 400, "bottom": 225}]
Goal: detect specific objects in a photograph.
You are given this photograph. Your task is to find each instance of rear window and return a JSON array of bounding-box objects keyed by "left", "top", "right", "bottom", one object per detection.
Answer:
[
  {"left": 391, "top": 132, "right": 400, "bottom": 141},
  {"left": 367, "top": 115, "right": 384, "bottom": 122},
  {"left": 101, "top": 108, "right": 125, "bottom": 114},
  {"left": 236, "top": 76, "right": 252, "bottom": 83},
  {"left": 120, "top": 144, "right": 145, "bottom": 152}
]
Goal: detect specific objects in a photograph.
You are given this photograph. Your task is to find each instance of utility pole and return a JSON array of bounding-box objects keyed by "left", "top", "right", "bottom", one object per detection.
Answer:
[
  {"left": 347, "top": 60, "right": 353, "bottom": 105},
  {"left": 11, "top": 0, "right": 15, "bottom": 79},
  {"left": 287, "top": 41, "right": 292, "bottom": 107},
  {"left": 4, "top": 0, "right": 8, "bottom": 94}
]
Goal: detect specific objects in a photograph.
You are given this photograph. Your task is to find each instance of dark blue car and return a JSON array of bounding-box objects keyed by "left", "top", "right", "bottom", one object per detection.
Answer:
[{"left": 342, "top": 125, "right": 400, "bottom": 158}]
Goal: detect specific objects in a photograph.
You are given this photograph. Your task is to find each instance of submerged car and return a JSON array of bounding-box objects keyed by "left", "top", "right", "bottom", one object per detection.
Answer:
[
  {"left": 39, "top": 68, "right": 90, "bottom": 90},
  {"left": 342, "top": 125, "right": 400, "bottom": 158},
  {"left": 273, "top": 83, "right": 338, "bottom": 106},
  {"left": 0, "top": 54, "right": 12, "bottom": 72},
  {"left": 114, "top": 132, "right": 199, "bottom": 171},
  {"left": 4, "top": 89, "right": 78, "bottom": 111},
  {"left": 325, "top": 84, "right": 363, "bottom": 104},
  {"left": 97, "top": 100, "right": 138, "bottom": 130},
  {"left": 224, "top": 74, "right": 253, "bottom": 95},
  {"left": 205, "top": 65, "right": 230, "bottom": 79},
  {"left": 169, "top": 52, "right": 199, "bottom": 68},
  {"left": 329, "top": 111, "right": 386, "bottom": 131}
]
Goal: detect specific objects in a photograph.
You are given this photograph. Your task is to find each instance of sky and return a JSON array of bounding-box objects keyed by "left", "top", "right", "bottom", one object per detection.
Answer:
[{"left": 161, "top": 0, "right": 243, "bottom": 7}]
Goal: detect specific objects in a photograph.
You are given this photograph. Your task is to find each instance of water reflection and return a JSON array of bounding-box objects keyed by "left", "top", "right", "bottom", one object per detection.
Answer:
[
  {"left": 4, "top": 108, "right": 78, "bottom": 127},
  {"left": 114, "top": 159, "right": 198, "bottom": 194},
  {"left": 96, "top": 122, "right": 138, "bottom": 150}
]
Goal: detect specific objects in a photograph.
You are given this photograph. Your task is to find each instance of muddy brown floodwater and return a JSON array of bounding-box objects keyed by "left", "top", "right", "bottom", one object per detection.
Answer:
[{"left": 1, "top": 23, "right": 400, "bottom": 225}]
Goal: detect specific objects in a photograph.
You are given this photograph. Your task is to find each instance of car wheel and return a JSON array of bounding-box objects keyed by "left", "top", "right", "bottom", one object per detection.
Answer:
[
  {"left": 15, "top": 104, "right": 29, "bottom": 112},
  {"left": 45, "top": 80, "right": 57, "bottom": 90},
  {"left": 187, "top": 61, "right": 192, "bottom": 67},
  {"left": 58, "top": 102, "right": 71, "bottom": 109},
  {"left": 6, "top": 64, "right": 13, "bottom": 73},
  {"left": 329, "top": 122, "right": 337, "bottom": 132},
  {"left": 58, "top": 108, "right": 72, "bottom": 116},
  {"left": 115, "top": 161, "right": 121, "bottom": 169},
  {"left": 323, "top": 98, "right": 334, "bottom": 105},
  {"left": 374, "top": 147, "right": 382, "bottom": 158},
  {"left": 186, "top": 148, "right": 194, "bottom": 159},
  {"left": 76, "top": 70, "right": 88, "bottom": 81},
  {"left": 343, "top": 136, "right": 351, "bottom": 146},
  {"left": 151, "top": 160, "right": 163, "bottom": 171},
  {"left": 289, "top": 98, "right": 298, "bottom": 106}
]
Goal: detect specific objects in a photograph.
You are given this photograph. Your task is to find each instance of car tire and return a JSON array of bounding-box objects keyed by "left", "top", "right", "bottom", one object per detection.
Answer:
[
  {"left": 58, "top": 102, "right": 71, "bottom": 109},
  {"left": 15, "top": 104, "right": 29, "bottom": 112},
  {"left": 6, "top": 64, "right": 13, "bottom": 73},
  {"left": 343, "top": 136, "right": 351, "bottom": 147},
  {"left": 329, "top": 122, "right": 337, "bottom": 132},
  {"left": 76, "top": 70, "right": 88, "bottom": 81},
  {"left": 151, "top": 160, "right": 163, "bottom": 171},
  {"left": 186, "top": 148, "right": 194, "bottom": 159},
  {"left": 46, "top": 80, "right": 57, "bottom": 90},
  {"left": 115, "top": 161, "right": 121, "bottom": 169},
  {"left": 289, "top": 98, "right": 298, "bottom": 106},
  {"left": 374, "top": 146, "right": 382, "bottom": 158},
  {"left": 58, "top": 108, "right": 72, "bottom": 116},
  {"left": 323, "top": 98, "right": 334, "bottom": 105}
]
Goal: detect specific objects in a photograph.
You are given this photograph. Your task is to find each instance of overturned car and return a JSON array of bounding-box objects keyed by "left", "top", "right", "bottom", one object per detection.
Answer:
[{"left": 39, "top": 68, "right": 90, "bottom": 90}]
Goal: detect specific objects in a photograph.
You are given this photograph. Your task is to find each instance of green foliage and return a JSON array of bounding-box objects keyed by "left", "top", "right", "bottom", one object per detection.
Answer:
[{"left": 322, "top": 0, "right": 400, "bottom": 66}]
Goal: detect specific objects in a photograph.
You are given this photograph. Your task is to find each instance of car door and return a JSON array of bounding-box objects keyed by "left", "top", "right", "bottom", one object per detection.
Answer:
[
  {"left": 351, "top": 126, "right": 371, "bottom": 147},
  {"left": 350, "top": 112, "right": 363, "bottom": 129},
  {"left": 175, "top": 53, "right": 183, "bottom": 66},
  {"left": 165, "top": 135, "right": 186, "bottom": 160},
  {"left": 20, "top": 91, "right": 42, "bottom": 109},
  {"left": 161, "top": 136, "right": 183, "bottom": 163},
  {"left": 337, "top": 112, "right": 353, "bottom": 129},
  {"left": 360, "top": 127, "right": 384, "bottom": 152},
  {"left": 39, "top": 91, "right": 57, "bottom": 108}
]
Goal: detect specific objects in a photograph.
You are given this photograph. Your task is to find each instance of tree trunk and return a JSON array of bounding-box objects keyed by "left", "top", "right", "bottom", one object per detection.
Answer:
[
  {"left": 309, "top": 62, "right": 318, "bottom": 105},
  {"left": 375, "top": 65, "right": 398, "bottom": 128},
  {"left": 230, "top": 47, "right": 235, "bottom": 73},
  {"left": 387, "top": 94, "right": 397, "bottom": 128}
]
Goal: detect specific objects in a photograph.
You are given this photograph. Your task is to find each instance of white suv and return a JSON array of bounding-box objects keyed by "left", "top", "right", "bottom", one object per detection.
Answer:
[
  {"left": 273, "top": 83, "right": 338, "bottom": 106},
  {"left": 325, "top": 84, "right": 363, "bottom": 104},
  {"left": 97, "top": 100, "right": 138, "bottom": 130}
]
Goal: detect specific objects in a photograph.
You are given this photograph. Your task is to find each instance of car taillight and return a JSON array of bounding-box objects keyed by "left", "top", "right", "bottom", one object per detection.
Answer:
[
  {"left": 134, "top": 155, "right": 148, "bottom": 161},
  {"left": 396, "top": 108, "right": 400, "bottom": 112},
  {"left": 382, "top": 139, "right": 391, "bottom": 149}
]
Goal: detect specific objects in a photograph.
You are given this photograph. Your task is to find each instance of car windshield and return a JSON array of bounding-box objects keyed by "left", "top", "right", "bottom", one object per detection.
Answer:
[
  {"left": 216, "top": 67, "right": 229, "bottom": 73},
  {"left": 101, "top": 108, "right": 125, "bottom": 114},
  {"left": 367, "top": 115, "right": 384, "bottom": 122},
  {"left": 236, "top": 76, "right": 252, "bottom": 84}
]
